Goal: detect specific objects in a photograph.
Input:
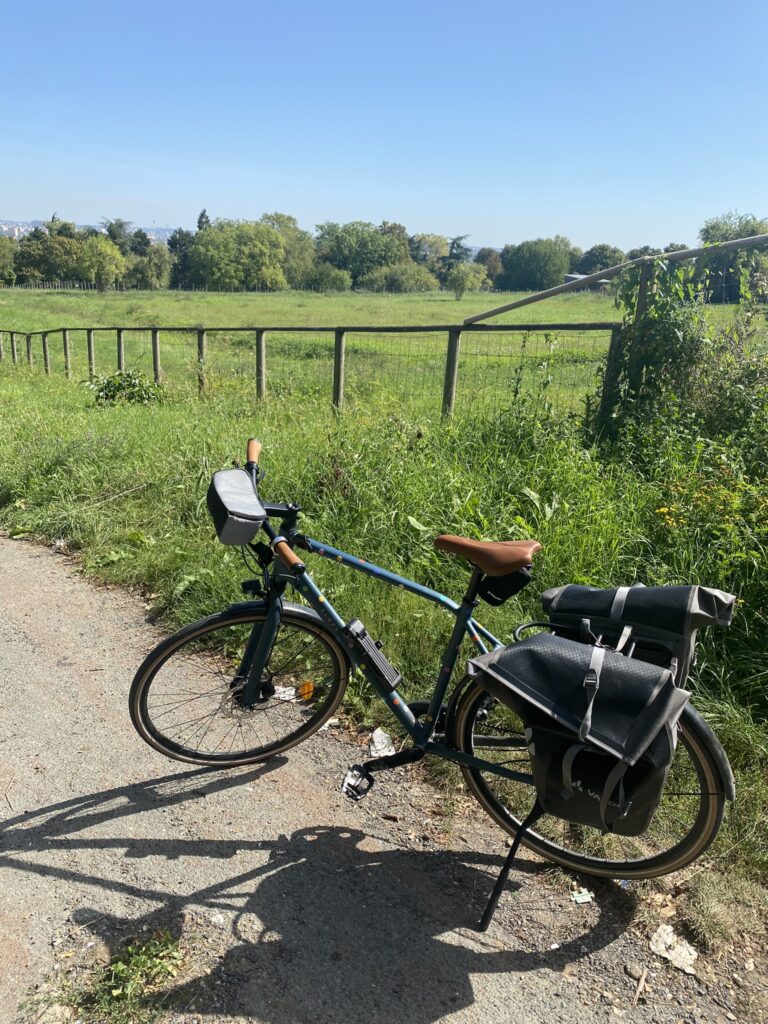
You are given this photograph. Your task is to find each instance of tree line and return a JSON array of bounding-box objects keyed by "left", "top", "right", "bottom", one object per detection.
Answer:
[{"left": 0, "top": 210, "right": 764, "bottom": 300}]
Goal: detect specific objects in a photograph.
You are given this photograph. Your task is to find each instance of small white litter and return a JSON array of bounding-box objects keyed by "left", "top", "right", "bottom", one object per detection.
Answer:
[
  {"left": 273, "top": 686, "right": 297, "bottom": 702},
  {"left": 570, "top": 887, "right": 594, "bottom": 904},
  {"left": 649, "top": 924, "right": 698, "bottom": 975},
  {"left": 369, "top": 728, "right": 396, "bottom": 757}
]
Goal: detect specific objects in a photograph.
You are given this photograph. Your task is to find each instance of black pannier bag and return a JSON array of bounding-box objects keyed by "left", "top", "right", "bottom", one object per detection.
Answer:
[
  {"left": 541, "top": 584, "right": 736, "bottom": 684},
  {"left": 206, "top": 469, "right": 267, "bottom": 545},
  {"left": 467, "top": 632, "right": 690, "bottom": 835}
]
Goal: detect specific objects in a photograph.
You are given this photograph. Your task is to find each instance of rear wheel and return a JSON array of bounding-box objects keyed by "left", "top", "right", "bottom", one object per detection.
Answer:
[
  {"left": 450, "top": 681, "right": 726, "bottom": 878},
  {"left": 130, "top": 604, "right": 348, "bottom": 766}
]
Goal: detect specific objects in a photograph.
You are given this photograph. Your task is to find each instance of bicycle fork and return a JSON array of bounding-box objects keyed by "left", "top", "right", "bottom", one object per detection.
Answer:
[{"left": 238, "top": 593, "right": 284, "bottom": 706}]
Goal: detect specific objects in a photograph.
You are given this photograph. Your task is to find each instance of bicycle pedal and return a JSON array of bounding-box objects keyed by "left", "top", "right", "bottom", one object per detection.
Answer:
[{"left": 341, "top": 764, "right": 375, "bottom": 801}]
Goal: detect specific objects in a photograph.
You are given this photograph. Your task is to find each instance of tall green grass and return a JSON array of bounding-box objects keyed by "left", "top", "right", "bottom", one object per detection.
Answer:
[{"left": 0, "top": 365, "right": 765, "bottom": 882}]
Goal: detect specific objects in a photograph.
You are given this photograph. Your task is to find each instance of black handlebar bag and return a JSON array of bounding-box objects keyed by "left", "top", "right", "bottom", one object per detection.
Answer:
[{"left": 468, "top": 632, "right": 690, "bottom": 835}]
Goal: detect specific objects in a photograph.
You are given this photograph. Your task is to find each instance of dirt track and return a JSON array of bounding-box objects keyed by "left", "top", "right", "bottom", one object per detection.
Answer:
[{"left": 0, "top": 537, "right": 759, "bottom": 1023}]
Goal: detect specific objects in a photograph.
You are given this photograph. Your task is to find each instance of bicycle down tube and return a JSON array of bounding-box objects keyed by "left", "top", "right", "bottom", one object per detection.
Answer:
[{"left": 253, "top": 535, "right": 533, "bottom": 784}]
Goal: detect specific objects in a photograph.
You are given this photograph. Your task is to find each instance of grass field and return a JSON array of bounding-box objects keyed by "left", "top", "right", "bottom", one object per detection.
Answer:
[
  {"left": 1, "top": 289, "right": 766, "bottom": 940},
  {"left": 0, "top": 289, "right": 624, "bottom": 417}
]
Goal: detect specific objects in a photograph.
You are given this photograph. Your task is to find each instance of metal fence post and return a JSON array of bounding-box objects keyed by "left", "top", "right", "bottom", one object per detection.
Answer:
[
  {"left": 10, "top": 332, "right": 17, "bottom": 364},
  {"left": 117, "top": 328, "right": 125, "bottom": 371},
  {"left": 197, "top": 329, "right": 207, "bottom": 396},
  {"left": 63, "top": 329, "right": 71, "bottom": 379},
  {"left": 255, "top": 329, "right": 266, "bottom": 400},
  {"left": 87, "top": 328, "right": 96, "bottom": 378},
  {"left": 151, "top": 328, "right": 161, "bottom": 382},
  {"left": 332, "top": 330, "right": 346, "bottom": 409},
  {"left": 42, "top": 332, "right": 50, "bottom": 374},
  {"left": 0, "top": 331, "right": 4, "bottom": 361},
  {"left": 26, "top": 333, "right": 33, "bottom": 365},
  {"left": 442, "top": 328, "right": 462, "bottom": 417}
]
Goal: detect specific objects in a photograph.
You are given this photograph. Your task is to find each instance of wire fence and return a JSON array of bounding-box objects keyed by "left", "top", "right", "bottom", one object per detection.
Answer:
[{"left": 0, "top": 322, "right": 619, "bottom": 418}]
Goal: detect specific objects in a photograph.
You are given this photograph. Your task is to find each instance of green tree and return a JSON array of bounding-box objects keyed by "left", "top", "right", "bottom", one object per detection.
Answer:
[
  {"left": 130, "top": 229, "right": 152, "bottom": 256},
  {"left": 500, "top": 236, "right": 571, "bottom": 291},
  {"left": 315, "top": 221, "right": 411, "bottom": 284},
  {"left": 577, "top": 243, "right": 626, "bottom": 274},
  {"left": 697, "top": 212, "right": 768, "bottom": 302},
  {"left": 45, "top": 214, "right": 78, "bottom": 238},
  {"left": 197, "top": 208, "right": 211, "bottom": 231},
  {"left": 0, "top": 236, "right": 16, "bottom": 285},
  {"left": 474, "top": 247, "right": 502, "bottom": 286},
  {"left": 409, "top": 233, "right": 449, "bottom": 275},
  {"left": 101, "top": 218, "right": 134, "bottom": 255},
  {"left": 568, "top": 245, "right": 583, "bottom": 272},
  {"left": 378, "top": 222, "right": 411, "bottom": 265},
  {"left": 303, "top": 263, "right": 352, "bottom": 292},
  {"left": 79, "top": 236, "right": 126, "bottom": 290},
  {"left": 446, "top": 262, "right": 488, "bottom": 299},
  {"left": 438, "top": 235, "right": 472, "bottom": 280},
  {"left": 626, "top": 245, "right": 661, "bottom": 262},
  {"left": 187, "top": 220, "right": 287, "bottom": 291},
  {"left": 124, "top": 244, "right": 172, "bottom": 289},
  {"left": 664, "top": 242, "right": 689, "bottom": 253},
  {"left": 359, "top": 262, "right": 439, "bottom": 293},
  {"left": 259, "top": 212, "right": 316, "bottom": 288},
  {"left": 168, "top": 228, "right": 195, "bottom": 289},
  {"left": 14, "top": 232, "right": 84, "bottom": 282}
]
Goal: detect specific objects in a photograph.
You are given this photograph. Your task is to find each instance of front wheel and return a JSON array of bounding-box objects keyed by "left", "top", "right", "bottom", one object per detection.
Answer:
[
  {"left": 130, "top": 604, "right": 349, "bottom": 766},
  {"left": 450, "top": 681, "right": 727, "bottom": 879}
]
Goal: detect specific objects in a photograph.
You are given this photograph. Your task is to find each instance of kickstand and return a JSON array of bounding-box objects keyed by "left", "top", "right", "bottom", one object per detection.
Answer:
[{"left": 477, "top": 800, "right": 544, "bottom": 932}]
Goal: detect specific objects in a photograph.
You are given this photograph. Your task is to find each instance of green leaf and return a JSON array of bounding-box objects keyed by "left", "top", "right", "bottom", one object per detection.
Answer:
[{"left": 406, "top": 515, "right": 429, "bottom": 532}]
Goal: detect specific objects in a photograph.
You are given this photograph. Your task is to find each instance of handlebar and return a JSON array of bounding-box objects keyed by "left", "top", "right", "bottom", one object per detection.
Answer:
[
  {"left": 246, "top": 437, "right": 262, "bottom": 464},
  {"left": 247, "top": 436, "right": 305, "bottom": 572}
]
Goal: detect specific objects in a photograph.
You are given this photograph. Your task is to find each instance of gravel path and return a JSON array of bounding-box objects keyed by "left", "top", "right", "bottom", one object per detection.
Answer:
[{"left": 0, "top": 537, "right": 761, "bottom": 1023}]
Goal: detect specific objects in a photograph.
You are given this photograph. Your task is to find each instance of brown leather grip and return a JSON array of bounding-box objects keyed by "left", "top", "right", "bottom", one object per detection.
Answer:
[
  {"left": 246, "top": 437, "right": 262, "bottom": 464},
  {"left": 274, "top": 540, "right": 304, "bottom": 571}
]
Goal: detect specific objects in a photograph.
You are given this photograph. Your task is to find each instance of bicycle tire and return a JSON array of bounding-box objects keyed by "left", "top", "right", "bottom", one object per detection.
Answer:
[
  {"left": 449, "top": 680, "right": 726, "bottom": 878},
  {"left": 130, "top": 603, "right": 348, "bottom": 766}
]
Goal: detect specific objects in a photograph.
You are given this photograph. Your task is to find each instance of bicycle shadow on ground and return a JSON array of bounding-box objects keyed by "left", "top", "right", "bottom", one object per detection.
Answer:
[{"left": 2, "top": 768, "right": 636, "bottom": 1024}]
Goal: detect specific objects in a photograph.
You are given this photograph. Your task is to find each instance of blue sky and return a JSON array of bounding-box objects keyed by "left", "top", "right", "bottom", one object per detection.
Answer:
[{"left": 2, "top": 0, "right": 766, "bottom": 249}]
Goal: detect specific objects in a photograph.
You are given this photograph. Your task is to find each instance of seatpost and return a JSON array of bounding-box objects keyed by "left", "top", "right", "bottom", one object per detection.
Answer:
[{"left": 462, "top": 567, "right": 484, "bottom": 606}]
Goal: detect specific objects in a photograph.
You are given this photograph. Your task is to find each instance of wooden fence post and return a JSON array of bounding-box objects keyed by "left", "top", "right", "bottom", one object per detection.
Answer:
[
  {"left": 332, "top": 330, "right": 346, "bottom": 410},
  {"left": 42, "top": 332, "right": 50, "bottom": 375},
  {"left": 256, "top": 329, "right": 266, "bottom": 399},
  {"left": 63, "top": 329, "right": 71, "bottom": 379},
  {"left": 595, "top": 326, "right": 625, "bottom": 436},
  {"left": 628, "top": 263, "right": 653, "bottom": 396},
  {"left": 26, "top": 334, "right": 33, "bottom": 365},
  {"left": 197, "top": 329, "right": 207, "bottom": 396},
  {"left": 87, "top": 329, "right": 96, "bottom": 378},
  {"left": 442, "top": 328, "right": 462, "bottom": 417},
  {"left": 151, "top": 328, "right": 161, "bottom": 383},
  {"left": 10, "top": 332, "right": 18, "bottom": 364},
  {"left": 0, "top": 331, "right": 4, "bottom": 361},
  {"left": 117, "top": 329, "right": 125, "bottom": 371}
]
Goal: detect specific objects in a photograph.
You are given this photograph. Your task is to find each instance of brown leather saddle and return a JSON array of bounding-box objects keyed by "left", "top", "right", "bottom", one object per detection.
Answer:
[{"left": 434, "top": 534, "right": 541, "bottom": 576}]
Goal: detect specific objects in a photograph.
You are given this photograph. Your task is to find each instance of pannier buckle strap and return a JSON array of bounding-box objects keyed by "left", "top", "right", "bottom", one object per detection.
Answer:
[{"left": 578, "top": 646, "right": 605, "bottom": 742}]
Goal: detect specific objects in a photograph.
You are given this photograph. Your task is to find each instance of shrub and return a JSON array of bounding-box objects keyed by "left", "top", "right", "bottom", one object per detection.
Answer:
[
  {"left": 358, "top": 262, "right": 439, "bottom": 293},
  {"left": 446, "top": 263, "right": 488, "bottom": 300},
  {"left": 303, "top": 263, "right": 352, "bottom": 292},
  {"left": 86, "top": 370, "right": 166, "bottom": 406}
]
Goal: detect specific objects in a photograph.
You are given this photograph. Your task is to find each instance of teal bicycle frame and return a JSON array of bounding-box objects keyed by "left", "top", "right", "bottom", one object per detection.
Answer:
[{"left": 243, "top": 533, "right": 534, "bottom": 787}]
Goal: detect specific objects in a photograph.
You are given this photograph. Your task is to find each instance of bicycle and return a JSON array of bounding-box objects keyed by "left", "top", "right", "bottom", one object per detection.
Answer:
[{"left": 130, "top": 438, "right": 734, "bottom": 924}]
